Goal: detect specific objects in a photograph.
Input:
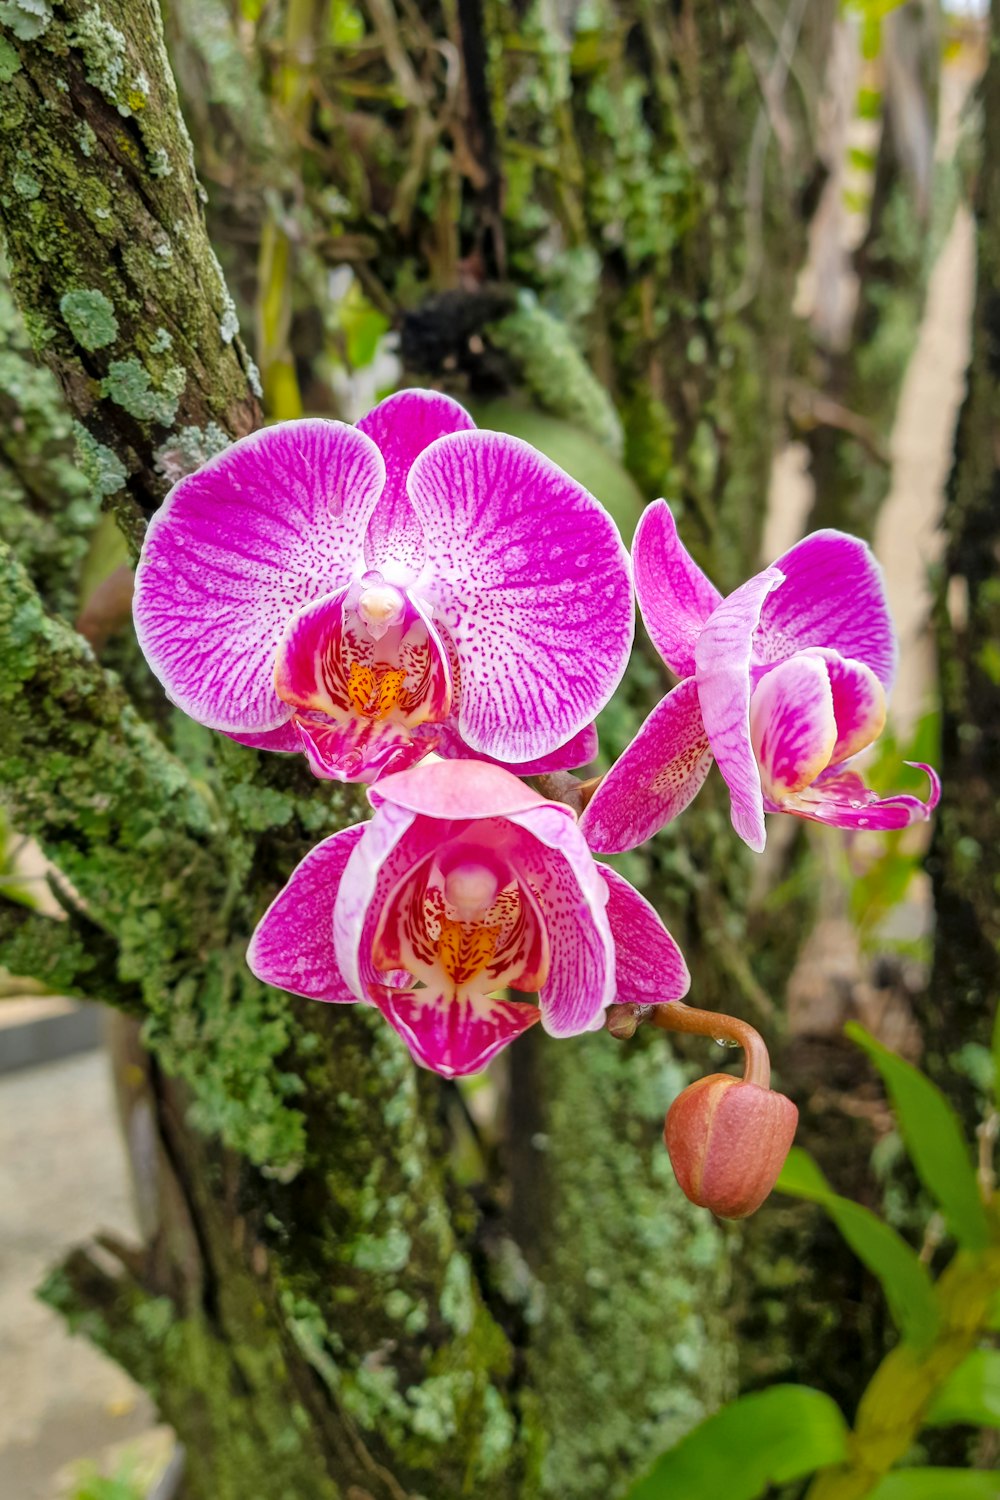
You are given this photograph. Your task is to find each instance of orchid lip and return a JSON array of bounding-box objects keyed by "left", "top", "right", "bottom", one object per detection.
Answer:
[{"left": 271, "top": 579, "right": 454, "bottom": 781}]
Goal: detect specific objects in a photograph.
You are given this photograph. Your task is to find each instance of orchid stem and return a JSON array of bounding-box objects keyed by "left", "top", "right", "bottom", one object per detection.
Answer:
[
  {"left": 650, "top": 1001, "right": 772, "bottom": 1089},
  {"left": 577, "top": 774, "right": 604, "bottom": 810}
]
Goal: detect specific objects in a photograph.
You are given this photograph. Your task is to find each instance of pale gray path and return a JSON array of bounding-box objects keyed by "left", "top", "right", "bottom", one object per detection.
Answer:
[{"left": 0, "top": 1049, "right": 155, "bottom": 1498}]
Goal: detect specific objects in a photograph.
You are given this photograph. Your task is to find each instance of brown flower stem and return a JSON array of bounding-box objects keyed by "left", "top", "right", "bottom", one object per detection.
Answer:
[
  {"left": 577, "top": 774, "right": 605, "bottom": 810},
  {"left": 649, "top": 1001, "right": 772, "bottom": 1089}
]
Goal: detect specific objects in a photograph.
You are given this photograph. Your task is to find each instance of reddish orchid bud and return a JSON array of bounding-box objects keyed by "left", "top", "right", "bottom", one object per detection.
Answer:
[{"left": 664, "top": 1074, "right": 798, "bottom": 1219}]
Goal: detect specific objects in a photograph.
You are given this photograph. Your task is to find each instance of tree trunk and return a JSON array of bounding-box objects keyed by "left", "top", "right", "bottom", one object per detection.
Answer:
[
  {"left": 0, "top": 2, "right": 836, "bottom": 1495},
  {"left": 929, "top": 0, "right": 1000, "bottom": 1109}
]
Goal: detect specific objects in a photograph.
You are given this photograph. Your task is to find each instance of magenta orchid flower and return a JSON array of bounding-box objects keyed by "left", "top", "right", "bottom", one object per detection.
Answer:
[
  {"left": 133, "top": 390, "right": 632, "bottom": 783},
  {"left": 248, "top": 759, "right": 689, "bottom": 1077},
  {"left": 582, "top": 502, "right": 939, "bottom": 855}
]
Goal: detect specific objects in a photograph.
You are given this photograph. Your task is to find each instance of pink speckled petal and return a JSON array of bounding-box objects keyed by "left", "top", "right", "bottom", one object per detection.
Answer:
[
  {"left": 409, "top": 429, "right": 634, "bottom": 763},
  {"left": 750, "top": 654, "right": 837, "bottom": 802},
  {"left": 759, "top": 530, "right": 897, "bottom": 690},
  {"left": 506, "top": 803, "right": 615, "bottom": 1037},
  {"left": 133, "top": 420, "right": 384, "bottom": 732},
  {"left": 247, "top": 824, "right": 365, "bottom": 1002},
  {"left": 633, "top": 501, "right": 722, "bottom": 677},
  {"left": 779, "top": 762, "right": 941, "bottom": 831},
  {"left": 695, "top": 565, "right": 785, "bottom": 853},
  {"left": 807, "top": 649, "right": 887, "bottom": 764},
  {"left": 598, "top": 865, "right": 690, "bottom": 1005},
  {"left": 369, "top": 758, "right": 551, "bottom": 820},
  {"left": 372, "top": 989, "right": 540, "bottom": 1077},
  {"left": 432, "top": 720, "right": 599, "bottom": 775},
  {"left": 224, "top": 722, "right": 303, "bottom": 753},
  {"left": 334, "top": 800, "right": 427, "bottom": 1000},
  {"left": 358, "top": 389, "right": 475, "bottom": 582},
  {"left": 580, "top": 678, "right": 713, "bottom": 854}
]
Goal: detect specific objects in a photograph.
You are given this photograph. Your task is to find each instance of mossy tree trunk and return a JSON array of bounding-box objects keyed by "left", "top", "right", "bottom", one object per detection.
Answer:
[
  {"left": 1, "top": 2, "right": 835, "bottom": 1496},
  {"left": 929, "top": 0, "right": 1000, "bottom": 1110}
]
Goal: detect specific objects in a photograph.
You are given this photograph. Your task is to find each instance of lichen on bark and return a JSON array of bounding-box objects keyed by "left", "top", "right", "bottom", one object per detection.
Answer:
[{"left": 0, "top": 0, "right": 261, "bottom": 546}]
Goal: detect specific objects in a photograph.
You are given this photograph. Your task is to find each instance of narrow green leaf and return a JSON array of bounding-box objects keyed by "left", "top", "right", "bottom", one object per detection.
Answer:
[
  {"left": 846, "top": 1023, "right": 990, "bottom": 1250},
  {"left": 988, "top": 1292, "right": 1000, "bottom": 1332},
  {"left": 622, "top": 1385, "right": 847, "bottom": 1500},
  {"left": 776, "top": 1148, "right": 939, "bottom": 1346},
  {"left": 869, "top": 1470, "right": 1000, "bottom": 1500},
  {"left": 926, "top": 1350, "right": 1000, "bottom": 1429},
  {"left": 857, "top": 86, "right": 883, "bottom": 121},
  {"left": 991, "top": 998, "right": 1000, "bottom": 1106},
  {"left": 860, "top": 16, "right": 882, "bottom": 60},
  {"left": 848, "top": 145, "right": 878, "bottom": 173},
  {"left": 842, "top": 188, "right": 871, "bottom": 214}
]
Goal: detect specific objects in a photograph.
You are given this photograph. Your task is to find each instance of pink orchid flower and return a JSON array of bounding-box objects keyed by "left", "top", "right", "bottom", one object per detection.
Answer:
[
  {"left": 582, "top": 502, "right": 939, "bottom": 854},
  {"left": 133, "top": 390, "right": 633, "bottom": 783},
  {"left": 248, "top": 759, "right": 689, "bottom": 1077}
]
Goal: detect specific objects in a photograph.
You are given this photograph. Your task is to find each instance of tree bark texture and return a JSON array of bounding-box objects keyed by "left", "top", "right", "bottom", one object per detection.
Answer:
[
  {"left": 929, "top": 0, "right": 1000, "bottom": 1107},
  {"left": 0, "top": 3, "right": 846, "bottom": 1497}
]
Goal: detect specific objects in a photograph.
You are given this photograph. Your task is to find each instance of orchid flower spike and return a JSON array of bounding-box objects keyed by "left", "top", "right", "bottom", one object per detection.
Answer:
[
  {"left": 582, "top": 502, "right": 939, "bottom": 854},
  {"left": 248, "top": 759, "right": 689, "bottom": 1077},
  {"left": 134, "top": 390, "right": 633, "bottom": 783}
]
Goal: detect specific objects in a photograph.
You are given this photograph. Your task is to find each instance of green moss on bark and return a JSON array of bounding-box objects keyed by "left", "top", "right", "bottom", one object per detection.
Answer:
[
  {"left": 0, "top": 274, "right": 101, "bottom": 616},
  {"left": 0, "top": 0, "right": 260, "bottom": 536},
  {"left": 510, "top": 1030, "right": 734, "bottom": 1497}
]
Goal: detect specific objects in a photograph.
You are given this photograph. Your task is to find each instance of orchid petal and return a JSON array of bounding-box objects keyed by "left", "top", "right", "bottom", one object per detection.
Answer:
[
  {"left": 372, "top": 989, "right": 539, "bottom": 1077},
  {"left": 812, "top": 649, "right": 887, "bottom": 764},
  {"left": 432, "top": 720, "right": 599, "bottom": 776},
  {"left": 750, "top": 654, "right": 837, "bottom": 802},
  {"left": 694, "top": 565, "right": 785, "bottom": 852},
  {"left": 633, "top": 500, "right": 722, "bottom": 678},
  {"left": 333, "top": 800, "right": 443, "bottom": 1001},
  {"left": 358, "top": 390, "right": 475, "bottom": 582},
  {"left": 580, "top": 677, "right": 713, "bottom": 854},
  {"left": 134, "top": 420, "right": 384, "bottom": 732},
  {"left": 224, "top": 722, "right": 304, "bottom": 753},
  {"left": 760, "top": 530, "right": 897, "bottom": 690},
  {"left": 247, "top": 825, "right": 365, "bottom": 1002},
  {"left": 408, "top": 429, "right": 634, "bottom": 762},
  {"left": 370, "top": 758, "right": 551, "bottom": 820},
  {"left": 598, "top": 865, "right": 690, "bottom": 1005},
  {"left": 505, "top": 804, "right": 615, "bottom": 1036},
  {"left": 780, "top": 761, "right": 941, "bottom": 831}
]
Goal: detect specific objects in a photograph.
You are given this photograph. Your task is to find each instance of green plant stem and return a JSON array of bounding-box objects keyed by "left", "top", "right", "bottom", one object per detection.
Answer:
[{"left": 806, "top": 1215, "right": 1000, "bottom": 1500}]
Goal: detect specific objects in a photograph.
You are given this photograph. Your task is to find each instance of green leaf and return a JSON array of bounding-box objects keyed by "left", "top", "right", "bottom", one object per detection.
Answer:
[
  {"left": 776, "top": 1148, "right": 938, "bottom": 1346},
  {"left": 842, "top": 188, "right": 871, "bottom": 214},
  {"left": 926, "top": 1350, "right": 1000, "bottom": 1429},
  {"left": 848, "top": 145, "right": 878, "bottom": 173},
  {"left": 846, "top": 1024, "right": 990, "bottom": 1250},
  {"left": 622, "top": 1386, "right": 847, "bottom": 1500},
  {"left": 860, "top": 16, "right": 882, "bottom": 60},
  {"left": 857, "top": 86, "right": 883, "bottom": 121},
  {"left": 869, "top": 1470, "right": 1000, "bottom": 1500},
  {"left": 991, "top": 998, "right": 1000, "bottom": 1106}
]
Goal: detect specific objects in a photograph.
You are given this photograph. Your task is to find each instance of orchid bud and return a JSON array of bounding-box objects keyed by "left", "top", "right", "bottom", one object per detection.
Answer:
[{"left": 664, "top": 1073, "right": 798, "bottom": 1219}]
